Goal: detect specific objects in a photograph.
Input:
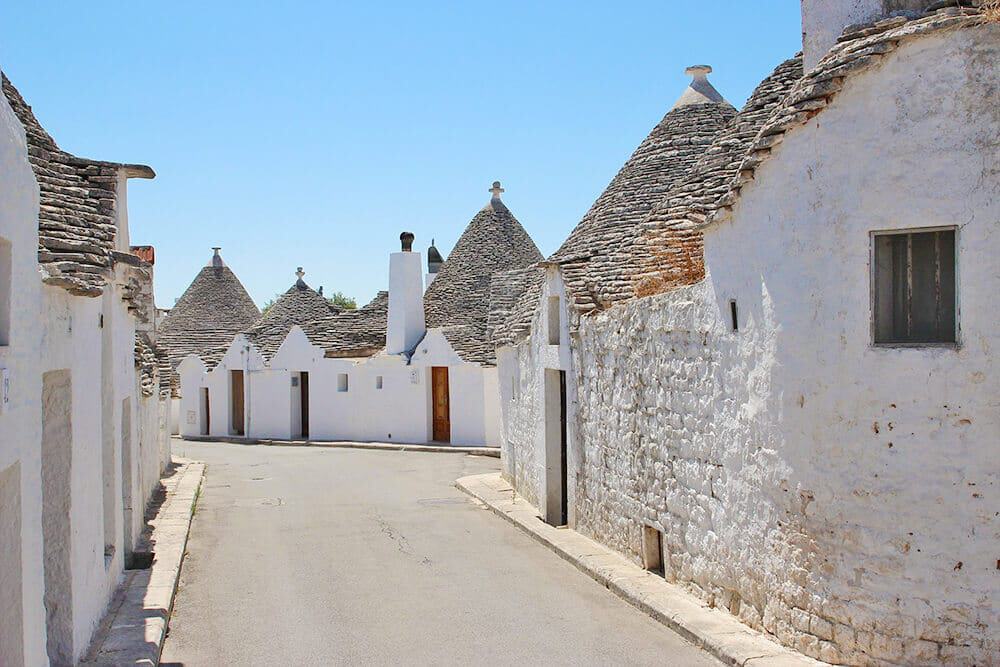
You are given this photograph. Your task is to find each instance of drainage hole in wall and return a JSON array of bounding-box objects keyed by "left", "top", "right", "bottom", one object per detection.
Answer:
[{"left": 126, "top": 551, "right": 155, "bottom": 570}]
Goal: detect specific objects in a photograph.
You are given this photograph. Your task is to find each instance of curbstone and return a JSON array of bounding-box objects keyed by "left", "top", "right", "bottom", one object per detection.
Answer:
[
  {"left": 455, "top": 472, "right": 825, "bottom": 667},
  {"left": 176, "top": 435, "right": 501, "bottom": 458}
]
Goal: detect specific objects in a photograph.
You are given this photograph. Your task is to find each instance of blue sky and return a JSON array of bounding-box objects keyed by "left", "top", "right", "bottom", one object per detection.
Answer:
[{"left": 2, "top": 2, "right": 801, "bottom": 308}]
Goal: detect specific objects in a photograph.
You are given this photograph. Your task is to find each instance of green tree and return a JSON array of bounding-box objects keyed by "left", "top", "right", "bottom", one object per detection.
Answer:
[
  {"left": 260, "top": 295, "right": 279, "bottom": 316},
  {"left": 327, "top": 291, "right": 356, "bottom": 310}
]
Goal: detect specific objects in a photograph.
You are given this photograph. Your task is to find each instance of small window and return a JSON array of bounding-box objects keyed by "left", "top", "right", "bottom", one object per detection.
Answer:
[
  {"left": 0, "top": 237, "right": 10, "bottom": 346},
  {"left": 729, "top": 299, "right": 738, "bottom": 332},
  {"left": 873, "top": 228, "right": 956, "bottom": 345},
  {"left": 337, "top": 373, "right": 349, "bottom": 392},
  {"left": 291, "top": 376, "right": 299, "bottom": 387},
  {"left": 375, "top": 376, "right": 383, "bottom": 390},
  {"left": 547, "top": 296, "right": 561, "bottom": 345}
]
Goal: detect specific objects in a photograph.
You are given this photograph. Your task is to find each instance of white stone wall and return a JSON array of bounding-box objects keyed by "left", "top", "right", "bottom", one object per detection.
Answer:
[
  {"left": 496, "top": 268, "right": 579, "bottom": 520},
  {"left": 0, "top": 79, "right": 166, "bottom": 665},
  {"left": 0, "top": 83, "right": 45, "bottom": 667},
  {"left": 179, "top": 325, "right": 502, "bottom": 446},
  {"left": 800, "top": 0, "right": 932, "bottom": 70},
  {"left": 567, "top": 29, "right": 1000, "bottom": 666}
]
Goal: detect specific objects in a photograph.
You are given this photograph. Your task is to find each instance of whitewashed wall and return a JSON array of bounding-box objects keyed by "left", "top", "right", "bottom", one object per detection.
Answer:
[
  {"left": 179, "top": 325, "right": 502, "bottom": 446},
  {"left": 39, "top": 287, "right": 121, "bottom": 661},
  {"left": 0, "top": 87, "right": 45, "bottom": 667},
  {"left": 548, "top": 29, "right": 998, "bottom": 666},
  {"left": 496, "top": 268, "right": 579, "bottom": 522}
]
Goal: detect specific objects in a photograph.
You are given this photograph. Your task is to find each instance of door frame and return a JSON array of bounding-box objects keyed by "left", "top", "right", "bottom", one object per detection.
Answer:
[
  {"left": 543, "top": 368, "right": 568, "bottom": 526},
  {"left": 431, "top": 366, "right": 450, "bottom": 443},
  {"left": 200, "top": 387, "right": 210, "bottom": 436},
  {"left": 300, "top": 371, "right": 309, "bottom": 439},
  {"left": 230, "top": 370, "right": 245, "bottom": 436}
]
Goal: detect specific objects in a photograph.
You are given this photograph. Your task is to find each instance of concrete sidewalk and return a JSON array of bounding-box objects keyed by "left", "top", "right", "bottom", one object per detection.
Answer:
[
  {"left": 455, "top": 473, "right": 824, "bottom": 667},
  {"left": 82, "top": 458, "right": 205, "bottom": 666},
  {"left": 177, "top": 434, "right": 500, "bottom": 458}
]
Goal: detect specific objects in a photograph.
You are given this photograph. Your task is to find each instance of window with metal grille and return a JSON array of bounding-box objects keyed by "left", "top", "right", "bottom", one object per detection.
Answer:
[{"left": 872, "top": 228, "right": 956, "bottom": 345}]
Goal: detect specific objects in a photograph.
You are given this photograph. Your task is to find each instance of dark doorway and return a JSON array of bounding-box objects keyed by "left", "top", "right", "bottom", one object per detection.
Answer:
[
  {"left": 431, "top": 367, "right": 450, "bottom": 443},
  {"left": 230, "top": 370, "right": 245, "bottom": 436},
  {"left": 200, "top": 387, "right": 210, "bottom": 436},
  {"left": 300, "top": 371, "right": 310, "bottom": 439},
  {"left": 544, "top": 368, "right": 568, "bottom": 526},
  {"left": 558, "top": 370, "right": 567, "bottom": 525}
]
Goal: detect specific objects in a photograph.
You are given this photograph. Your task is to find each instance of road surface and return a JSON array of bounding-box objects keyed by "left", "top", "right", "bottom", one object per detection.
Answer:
[{"left": 160, "top": 440, "right": 717, "bottom": 666}]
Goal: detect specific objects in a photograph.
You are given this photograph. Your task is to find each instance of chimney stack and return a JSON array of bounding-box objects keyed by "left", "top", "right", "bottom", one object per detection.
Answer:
[
  {"left": 425, "top": 239, "right": 443, "bottom": 291},
  {"left": 387, "top": 232, "right": 426, "bottom": 354},
  {"left": 800, "top": 0, "right": 931, "bottom": 71}
]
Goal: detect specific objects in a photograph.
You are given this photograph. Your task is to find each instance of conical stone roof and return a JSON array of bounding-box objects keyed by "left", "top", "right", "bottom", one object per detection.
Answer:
[
  {"left": 626, "top": 55, "right": 805, "bottom": 297},
  {"left": 548, "top": 66, "right": 737, "bottom": 313},
  {"left": 243, "top": 268, "right": 337, "bottom": 359},
  {"left": 423, "top": 182, "right": 542, "bottom": 365},
  {"left": 491, "top": 68, "right": 738, "bottom": 347},
  {"left": 158, "top": 248, "right": 261, "bottom": 374},
  {"left": 2, "top": 72, "right": 155, "bottom": 296}
]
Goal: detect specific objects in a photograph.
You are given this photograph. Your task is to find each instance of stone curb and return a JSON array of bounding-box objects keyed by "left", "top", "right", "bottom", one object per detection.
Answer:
[
  {"left": 82, "top": 458, "right": 206, "bottom": 666},
  {"left": 455, "top": 473, "right": 826, "bottom": 667},
  {"left": 176, "top": 435, "right": 500, "bottom": 458}
]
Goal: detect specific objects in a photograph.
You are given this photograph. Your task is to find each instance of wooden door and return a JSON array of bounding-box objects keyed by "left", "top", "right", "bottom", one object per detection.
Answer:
[
  {"left": 300, "top": 372, "right": 310, "bottom": 438},
  {"left": 431, "top": 366, "right": 450, "bottom": 442},
  {"left": 231, "top": 370, "right": 245, "bottom": 436}
]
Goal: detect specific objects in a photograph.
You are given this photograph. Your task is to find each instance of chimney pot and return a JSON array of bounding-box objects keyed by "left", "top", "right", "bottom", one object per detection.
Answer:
[{"left": 400, "top": 231, "right": 415, "bottom": 252}]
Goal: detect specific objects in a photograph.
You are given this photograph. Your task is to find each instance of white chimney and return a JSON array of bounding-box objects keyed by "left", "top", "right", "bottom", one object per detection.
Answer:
[
  {"left": 801, "top": 0, "right": 931, "bottom": 71},
  {"left": 387, "top": 232, "right": 426, "bottom": 355}
]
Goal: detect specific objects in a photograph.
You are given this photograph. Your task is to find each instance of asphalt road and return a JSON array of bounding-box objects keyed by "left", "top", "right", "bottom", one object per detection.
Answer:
[{"left": 160, "top": 441, "right": 717, "bottom": 666}]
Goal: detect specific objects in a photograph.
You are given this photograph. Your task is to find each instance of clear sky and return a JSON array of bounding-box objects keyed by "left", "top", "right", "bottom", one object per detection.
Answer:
[{"left": 2, "top": 1, "right": 801, "bottom": 308}]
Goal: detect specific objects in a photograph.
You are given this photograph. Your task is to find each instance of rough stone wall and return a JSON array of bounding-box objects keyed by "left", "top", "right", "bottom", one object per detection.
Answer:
[
  {"left": 566, "top": 28, "right": 998, "bottom": 666},
  {"left": 497, "top": 342, "right": 543, "bottom": 508}
]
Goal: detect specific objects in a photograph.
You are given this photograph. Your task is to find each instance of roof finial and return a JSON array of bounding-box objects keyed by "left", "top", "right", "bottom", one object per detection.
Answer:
[
  {"left": 672, "top": 64, "right": 725, "bottom": 109},
  {"left": 685, "top": 64, "right": 712, "bottom": 80},
  {"left": 295, "top": 266, "right": 306, "bottom": 287},
  {"left": 210, "top": 247, "right": 223, "bottom": 268},
  {"left": 490, "top": 181, "right": 504, "bottom": 199}
]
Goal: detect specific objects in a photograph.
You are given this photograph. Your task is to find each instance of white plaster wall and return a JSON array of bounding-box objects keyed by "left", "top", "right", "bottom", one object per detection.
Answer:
[
  {"left": 496, "top": 269, "right": 579, "bottom": 520},
  {"left": 0, "top": 85, "right": 46, "bottom": 667},
  {"left": 307, "top": 355, "right": 430, "bottom": 443},
  {"left": 481, "top": 366, "right": 501, "bottom": 447},
  {"left": 39, "top": 288, "right": 120, "bottom": 661},
  {"left": 178, "top": 356, "right": 207, "bottom": 438},
  {"left": 800, "top": 0, "right": 931, "bottom": 70},
  {"left": 170, "top": 397, "right": 180, "bottom": 435},
  {"left": 247, "top": 369, "right": 293, "bottom": 439},
  {"left": 180, "top": 326, "right": 501, "bottom": 447},
  {"left": 561, "top": 29, "right": 997, "bottom": 666}
]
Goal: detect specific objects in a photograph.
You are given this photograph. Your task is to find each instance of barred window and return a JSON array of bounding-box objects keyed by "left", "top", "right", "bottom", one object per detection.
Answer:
[{"left": 873, "top": 229, "right": 956, "bottom": 345}]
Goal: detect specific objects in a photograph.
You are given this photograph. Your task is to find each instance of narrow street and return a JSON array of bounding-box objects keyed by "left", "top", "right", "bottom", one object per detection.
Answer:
[{"left": 160, "top": 441, "right": 718, "bottom": 666}]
